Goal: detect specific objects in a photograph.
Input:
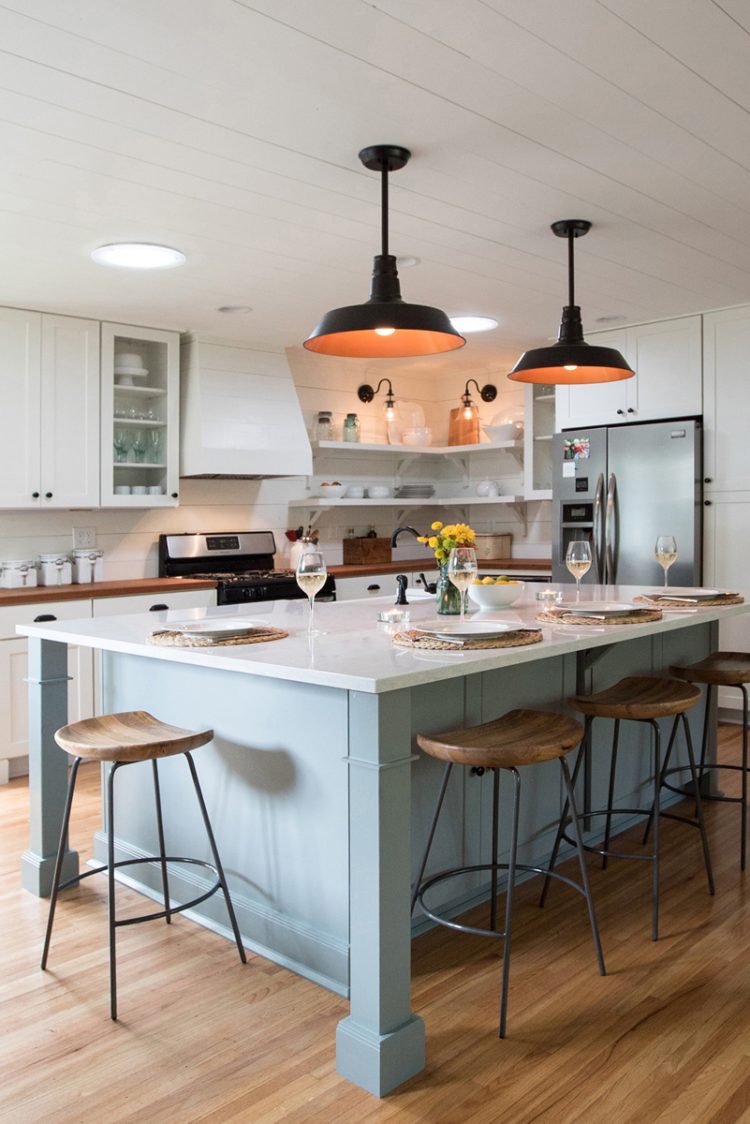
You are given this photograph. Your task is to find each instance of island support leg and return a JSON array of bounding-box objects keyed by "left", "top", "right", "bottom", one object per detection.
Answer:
[
  {"left": 21, "top": 637, "right": 77, "bottom": 896},
  {"left": 336, "top": 689, "right": 425, "bottom": 1096}
]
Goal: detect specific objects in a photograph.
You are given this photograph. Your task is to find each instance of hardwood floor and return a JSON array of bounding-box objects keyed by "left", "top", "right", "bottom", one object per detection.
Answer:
[{"left": 2, "top": 727, "right": 750, "bottom": 1123}]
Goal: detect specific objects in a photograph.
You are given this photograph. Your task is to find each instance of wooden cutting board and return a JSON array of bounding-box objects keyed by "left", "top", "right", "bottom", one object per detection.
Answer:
[{"left": 448, "top": 407, "right": 480, "bottom": 446}]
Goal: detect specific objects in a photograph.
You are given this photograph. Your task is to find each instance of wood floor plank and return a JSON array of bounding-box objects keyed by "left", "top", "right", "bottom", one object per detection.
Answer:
[{"left": 1, "top": 727, "right": 750, "bottom": 1122}]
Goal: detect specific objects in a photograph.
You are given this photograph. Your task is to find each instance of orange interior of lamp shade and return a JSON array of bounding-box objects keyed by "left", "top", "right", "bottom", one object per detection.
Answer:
[
  {"left": 508, "top": 364, "right": 635, "bottom": 385},
  {"left": 304, "top": 328, "right": 465, "bottom": 358}
]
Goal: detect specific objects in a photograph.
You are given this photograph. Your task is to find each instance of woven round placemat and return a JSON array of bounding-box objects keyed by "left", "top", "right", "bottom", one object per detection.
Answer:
[
  {"left": 148, "top": 627, "right": 288, "bottom": 648},
  {"left": 634, "top": 594, "right": 744, "bottom": 608},
  {"left": 536, "top": 608, "right": 662, "bottom": 626},
  {"left": 393, "top": 629, "right": 543, "bottom": 651}
]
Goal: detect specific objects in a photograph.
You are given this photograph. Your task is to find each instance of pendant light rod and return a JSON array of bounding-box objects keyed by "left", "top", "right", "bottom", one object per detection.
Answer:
[
  {"left": 381, "top": 161, "right": 389, "bottom": 257},
  {"left": 568, "top": 225, "right": 575, "bottom": 306}
]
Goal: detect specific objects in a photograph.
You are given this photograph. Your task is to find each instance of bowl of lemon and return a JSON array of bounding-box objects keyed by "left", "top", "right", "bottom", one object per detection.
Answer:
[{"left": 468, "top": 575, "right": 525, "bottom": 609}]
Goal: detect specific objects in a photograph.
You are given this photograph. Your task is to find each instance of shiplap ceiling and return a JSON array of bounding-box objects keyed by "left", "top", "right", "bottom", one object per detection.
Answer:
[{"left": 1, "top": 0, "right": 750, "bottom": 375}]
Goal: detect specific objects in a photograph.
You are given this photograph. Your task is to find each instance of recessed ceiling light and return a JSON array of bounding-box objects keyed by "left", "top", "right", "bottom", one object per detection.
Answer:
[
  {"left": 91, "top": 243, "right": 186, "bottom": 269},
  {"left": 449, "top": 315, "right": 498, "bottom": 334},
  {"left": 396, "top": 256, "right": 420, "bottom": 269},
  {"left": 217, "top": 305, "right": 252, "bottom": 314}
]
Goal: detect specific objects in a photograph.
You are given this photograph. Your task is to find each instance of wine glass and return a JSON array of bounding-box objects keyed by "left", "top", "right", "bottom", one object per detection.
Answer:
[
  {"left": 148, "top": 429, "right": 161, "bottom": 463},
  {"left": 296, "top": 551, "right": 327, "bottom": 635},
  {"left": 113, "top": 429, "right": 130, "bottom": 463},
  {"left": 655, "top": 535, "right": 678, "bottom": 588},
  {"left": 131, "top": 430, "right": 146, "bottom": 463},
  {"left": 565, "top": 540, "right": 592, "bottom": 601},
  {"left": 447, "top": 547, "right": 478, "bottom": 623}
]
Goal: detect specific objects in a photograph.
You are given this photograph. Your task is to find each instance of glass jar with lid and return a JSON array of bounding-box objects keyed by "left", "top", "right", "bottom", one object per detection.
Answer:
[
  {"left": 343, "top": 413, "right": 361, "bottom": 442},
  {"left": 315, "top": 411, "right": 334, "bottom": 442}
]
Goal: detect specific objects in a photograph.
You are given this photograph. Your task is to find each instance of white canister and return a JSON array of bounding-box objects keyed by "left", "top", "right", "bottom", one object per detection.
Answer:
[
  {"left": 38, "top": 553, "right": 73, "bottom": 587},
  {"left": 72, "top": 549, "right": 104, "bottom": 584},
  {"left": 0, "top": 559, "right": 38, "bottom": 588}
]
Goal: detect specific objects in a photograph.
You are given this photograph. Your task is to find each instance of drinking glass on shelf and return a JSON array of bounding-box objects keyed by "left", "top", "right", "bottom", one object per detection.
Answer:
[
  {"left": 565, "top": 540, "right": 592, "bottom": 600},
  {"left": 148, "top": 430, "right": 161, "bottom": 463},
  {"left": 296, "top": 551, "right": 327, "bottom": 635},
  {"left": 113, "top": 429, "right": 130, "bottom": 463},
  {"left": 447, "top": 546, "right": 478, "bottom": 623},
  {"left": 655, "top": 535, "right": 678, "bottom": 588},
  {"left": 131, "top": 430, "right": 146, "bottom": 463}
]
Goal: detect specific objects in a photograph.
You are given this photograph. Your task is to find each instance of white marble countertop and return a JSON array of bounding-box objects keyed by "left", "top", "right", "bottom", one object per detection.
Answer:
[{"left": 18, "top": 586, "right": 750, "bottom": 694}]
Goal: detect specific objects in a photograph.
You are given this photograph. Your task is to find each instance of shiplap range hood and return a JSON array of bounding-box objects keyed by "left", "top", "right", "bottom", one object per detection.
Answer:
[{"left": 180, "top": 336, "right": 313, "bottom": 478}]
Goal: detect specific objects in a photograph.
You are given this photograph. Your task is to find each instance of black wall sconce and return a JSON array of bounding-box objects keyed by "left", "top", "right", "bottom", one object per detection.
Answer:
[
  {"left": 461, "top": 379, "right": 497, "bottom": 420},
  {"left": 358, "top": 378, "right": 397, "bottom": 421}
]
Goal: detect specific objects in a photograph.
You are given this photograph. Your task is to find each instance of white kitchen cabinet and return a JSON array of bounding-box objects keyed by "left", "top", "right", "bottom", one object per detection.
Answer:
[
  {"left": 0, "top": 599, "right": 94, "bottom": 782},
  {"left": 0, "top": 309, "right": 99, "bottom": 509},
  {"left": 703, "top": 493, "right": 750, "bottom": 715},
  {"left": 555, "top": 317, "right": 701, "bottom": 431},
  {"left": 703, "top": 305, "right": 750, "bottom": 492},
  {"left": 334, "top": 572, "right": 438, "bottom": 601},
  {"left": 524, "top": 383, "right": 555, "bottom": 499},
  {"left": 101, "top": 323, "right": 180, "bottom": 508}
]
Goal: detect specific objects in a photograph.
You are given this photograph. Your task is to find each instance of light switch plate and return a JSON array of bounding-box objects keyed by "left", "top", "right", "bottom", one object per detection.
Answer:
[{"left": 72, "top": 527, "right": 96, "bottom": 549}]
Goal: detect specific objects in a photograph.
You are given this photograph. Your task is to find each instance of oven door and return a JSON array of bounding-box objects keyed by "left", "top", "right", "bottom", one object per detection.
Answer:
[{"left": 219, "top": 576, "right": 336, "bottom": 604}]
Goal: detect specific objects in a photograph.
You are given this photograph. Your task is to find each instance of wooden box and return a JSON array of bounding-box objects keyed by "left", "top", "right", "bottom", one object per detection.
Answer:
[
  {"left": 342, "top": 538, "right": 392, "bottom": 565},
  {"left": 474, "top": 533, "right": 513, "bottom": 560}
]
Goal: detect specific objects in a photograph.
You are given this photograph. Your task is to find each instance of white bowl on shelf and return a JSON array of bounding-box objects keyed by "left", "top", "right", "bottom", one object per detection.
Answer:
[
  {"left": 315, "top": 483, "right": 346, "bottom": 499},
  {"left": 483, "top": 423, "right": 520, "bottom": 442},
  {"left": 402, "top": 426, "right": 432, "bottom": 446},
  {"left": 345, "top": 485, "right": 365, "bottom": 498},
  {"left": 468, "top": 579, "right": 525, "bottom": 609},
  {"left": 366, "top": 485, "right": 391, "bottom": 499}
]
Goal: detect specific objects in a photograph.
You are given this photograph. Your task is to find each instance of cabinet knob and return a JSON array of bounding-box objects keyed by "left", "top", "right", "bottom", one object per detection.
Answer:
[
  {"left": 626, "top": 408, "right": 636, "bottom": 414},
  {"left": 704, "top": 500, "right": 712, "bottom": 506},
  {"left": 704, "top": 477, "right": 713, "bottom": 484},
  {"left": 149, "top": 603, "right": 169, "bottom": 611},
  {"left": 45, "top": 492, "right": 53, "bottom": 499},
  {"left": 616, "top": 409, "right": 625, "bottom": 416},
  {"left": 33, "top": 614, "right": 57, "bottom": 622},
  {"left": 32, "top": 491, "right": 39, "bottom": 499},
  {"left": 171, "top": 492, "right": 178, "bottom": 499}
]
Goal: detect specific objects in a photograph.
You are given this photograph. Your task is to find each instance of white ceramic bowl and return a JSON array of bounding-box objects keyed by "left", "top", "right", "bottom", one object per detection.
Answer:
[
  {"left": 402, "top": 426, "right": 432, "bottom": 446},
  {"left": 483, "top": 423, "right": 519, "bottom": 442},
  {"left": 367, "top": 485, "right": 391, "bottom": 499},
  {"left": 468, "top": 579, "right": 525, "bottom": 609},
  {"left": 345, "top": 485, "right": 365, "bottom": 498},
  {"left": 316, "top": 483, "right": 346, "bottom": 499}
]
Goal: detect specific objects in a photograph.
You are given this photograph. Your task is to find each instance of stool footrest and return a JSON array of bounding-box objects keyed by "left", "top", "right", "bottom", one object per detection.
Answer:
[
  {"left": 561, "top": 808, "right": 656, "bottom": 863},
  {"left": 662, "top": 763, "right": 745, "bottom": 805},
  {"left": 416, "top": 861, "right": 589, "bottom": 940},
  {"left": 57, "top": 855, "right": 222, "bottom": 926}
]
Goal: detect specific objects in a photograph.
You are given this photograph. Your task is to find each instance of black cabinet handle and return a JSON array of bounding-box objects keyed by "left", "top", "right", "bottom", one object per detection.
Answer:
[
  {"left": 149, "top": 603, "right": 169, "bottom": 611},
  {"left": 616, "top": 409, "right": 625, "bottom": 416},
  {"left": 367, "top": 584, "right": 381, "bottom": 592},
  {"left": 704, "top": 500, "right": 712, "bottom": 506},
  {"left": 45, "top": 492, "right": 53, "bottom": 499},
  {"left": 33, "top": 614, "right": 57, "bottom": 622},
  {"left": 171, "top": 492, "right": 178, "bottom": 499},
  {"left": 704, "top": 477, "right": 713, "bottom": 484},
  {"left": 32, "top": 491, "right": 39, "bottom": 499},
  {"left": 626, "top": 408, "right": 636, "bottom": 414}
]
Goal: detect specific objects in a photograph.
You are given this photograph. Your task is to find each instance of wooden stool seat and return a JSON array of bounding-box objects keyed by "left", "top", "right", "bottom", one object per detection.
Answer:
[
  {"left": 416, "top": 709, "right": 584, "bottom": 770},
  {"left": 569, "top": 676, "right": 701, "bottom": 721},
  {"left": 671, "top": 652, "right": 750, "bottom": 688},
  {"left": 54, "top": 711, "right": 213, "bottom": 764}
]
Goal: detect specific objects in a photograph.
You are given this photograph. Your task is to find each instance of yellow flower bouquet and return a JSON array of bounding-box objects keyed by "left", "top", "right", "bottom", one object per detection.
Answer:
[{"left": 417, "top": 521, "right": 476, "bottom": 565}]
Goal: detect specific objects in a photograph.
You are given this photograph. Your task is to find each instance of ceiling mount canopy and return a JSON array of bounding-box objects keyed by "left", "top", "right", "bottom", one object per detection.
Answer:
[
  {"left": 508, "top": 220, "right": 635, "bottom": 385},
  {"left": 303, "top": 145, "right": 466, "bottom": 359}
]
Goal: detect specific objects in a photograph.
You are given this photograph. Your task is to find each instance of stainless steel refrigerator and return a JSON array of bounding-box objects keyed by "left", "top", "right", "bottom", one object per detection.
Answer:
[{"left": 552, "top": 419, "right": 702, "bottom": 587}]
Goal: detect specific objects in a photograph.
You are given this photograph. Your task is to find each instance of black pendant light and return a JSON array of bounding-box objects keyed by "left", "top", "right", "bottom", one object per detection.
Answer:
[
  {"left": 303, "top": 145, "right": 465, "bottom": 358},
  {"left": 508, "top": 220, "right": 635, "bottom": 385}
]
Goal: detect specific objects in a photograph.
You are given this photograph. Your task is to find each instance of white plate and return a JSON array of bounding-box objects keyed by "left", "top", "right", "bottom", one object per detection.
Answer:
[
  {"left": 169, "top": 619, "right": 265, "bottom": 639},
  {"left": 421, "top": 620, "right": 539, "bottom": 640},
  {"left": 645, "top": 588, "right": 726, "bottom": 601},
  {"left": 554, "top": 601, "right": 641, "bottom": 617}
]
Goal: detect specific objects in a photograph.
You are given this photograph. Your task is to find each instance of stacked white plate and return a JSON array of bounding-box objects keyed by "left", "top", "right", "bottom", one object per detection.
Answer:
[{"left": 393, "top": 484, "right": 434, "bottom": 498}]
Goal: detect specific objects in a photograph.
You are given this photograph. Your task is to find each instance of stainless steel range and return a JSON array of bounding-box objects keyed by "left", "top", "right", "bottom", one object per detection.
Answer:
[{"left": 158, "top": 531, "right": 336, "bottom": 604}]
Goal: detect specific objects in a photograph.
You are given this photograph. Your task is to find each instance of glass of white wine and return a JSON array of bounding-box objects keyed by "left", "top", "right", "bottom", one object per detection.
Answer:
[
  {"left": 655, "top": 535, "right": 677, "bottom": 588},
  {"left": 565, "top": 540, "right": 592, "bottom": 601},
  {"left": 296, "top": 550, "right": 327, "bottom": 635},
  {"left": 447, "top": 546, "right": 478, "bottom": 623}
]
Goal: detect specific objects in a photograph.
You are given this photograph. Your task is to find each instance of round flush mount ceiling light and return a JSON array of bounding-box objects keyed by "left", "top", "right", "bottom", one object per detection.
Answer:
[
  {"left": 450, "top": 315, "right": 498, "bottom": 334},
  {"left": 91, "top": 243, "right": 186, "bottom": 269}
]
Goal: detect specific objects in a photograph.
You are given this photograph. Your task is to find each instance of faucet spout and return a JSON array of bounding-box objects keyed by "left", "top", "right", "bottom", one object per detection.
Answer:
[{"left": 390, "top": 524, "right": 421, "bottom": 548}]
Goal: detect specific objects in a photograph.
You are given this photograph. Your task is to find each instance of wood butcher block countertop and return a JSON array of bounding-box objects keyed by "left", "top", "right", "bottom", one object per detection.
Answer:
[
  {"left": 328, "top": 558, "right": 551, "bottom": 579},
  {"left": 0, "top": 577, "right": 217, "bottom": 607}
]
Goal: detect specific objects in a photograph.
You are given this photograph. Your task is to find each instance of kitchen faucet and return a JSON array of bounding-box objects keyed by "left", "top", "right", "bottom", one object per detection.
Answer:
[{"left": 390, "top": 525, "right": 422, "bottom": 548}]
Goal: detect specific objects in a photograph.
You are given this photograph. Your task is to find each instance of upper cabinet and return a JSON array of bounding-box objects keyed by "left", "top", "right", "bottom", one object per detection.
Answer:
[
  {"left": 0, "top": 308, "right": 99, "bottom": 508},
  {"left": 703, "top": 306, "right": 750, "bottom": 492},
  {"left": 555, "top": 316, "right": 702, "bottom": 431},
  {"left": 523, "top": 383, "right": 555, "bottom": 500},
  {"left": 100, "top": 323, "right": 180, "bottom": 507}
]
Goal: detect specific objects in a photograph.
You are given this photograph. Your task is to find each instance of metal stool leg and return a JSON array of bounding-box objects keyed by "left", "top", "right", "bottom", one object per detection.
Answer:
[
  {"left": 741, "top": 685, "right": 748, "bottom": 872},
  {"left": 649, "top": 720, "right": 661, "bottom": 942},
  {"left": 681, "top": 713, "right": 715, "bottom": 895},
  {"left": 107, "top": 762, "right": 122, "bottom": 1020},
  {"left": 41, "top": 756, "right": 82, "bottom": 970},
  {"left": 498, "top": 768, "right": 520, "bottom": 1039},
  {"left": 539, "top": 719, "right": 590, "bottom": 907},
  {"left": 602, "top": 720, "right": 620, "bottom": 870},
  {"left": 490, "top": 768, "right": 500, "bottom": 931},
  {"left": 183, "top": 752, "right": 246, "bottom": 964},
  {"left": 152, "top": 759, "right": 171, "bottom": 925},
  {"left": 642, "top": 715, "right": 680, "bottom": 846},
  {"left": 560, "top": 757, "right": 606, "bottom": 976},
  {"left": 411, "top": 762, "right": 453, "bottom": 914},
  {"left": 698, "top": 684, "right": 714, "bottom": 780}
]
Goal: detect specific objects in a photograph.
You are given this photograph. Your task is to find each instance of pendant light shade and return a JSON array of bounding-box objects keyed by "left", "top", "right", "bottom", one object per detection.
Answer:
[
  {"left": 508, "top": 220, "right": 635, "bottom": 385},
  {"left": 304, "top": 146, "right": 465, "bottom": 358}
]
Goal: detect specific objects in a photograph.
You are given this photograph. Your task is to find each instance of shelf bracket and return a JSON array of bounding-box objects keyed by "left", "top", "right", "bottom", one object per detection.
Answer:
[{"left": 442, "top": 453, "right": 470, "bottom": 486}]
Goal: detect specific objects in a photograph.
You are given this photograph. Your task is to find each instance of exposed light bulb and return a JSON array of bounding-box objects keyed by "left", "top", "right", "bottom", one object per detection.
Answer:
[
  {"left": 463, "top": 405, "right": 474, "bottom": 421},
  {"left": 564, "top": 364, "right": 578, "bottom": 371},
  {"left": 374, "top": 327, "right": 396, "bottom": 336},
  {"left": 385, "top": 405, "right": 395, "bottom": 422}
]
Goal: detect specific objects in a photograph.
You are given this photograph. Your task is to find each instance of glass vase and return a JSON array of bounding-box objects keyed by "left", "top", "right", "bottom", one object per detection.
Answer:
[{"left": 435, "top": 562, "right": 464, "bottom": 615}]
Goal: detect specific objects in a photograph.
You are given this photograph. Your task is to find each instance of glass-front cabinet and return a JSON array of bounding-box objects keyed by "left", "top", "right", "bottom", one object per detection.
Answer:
[
  {"left": 524, "top": 383, "right": 555, "bottom": 500},
  {"left": 100, "top": 323, "right": 180, "bottom": 507}
]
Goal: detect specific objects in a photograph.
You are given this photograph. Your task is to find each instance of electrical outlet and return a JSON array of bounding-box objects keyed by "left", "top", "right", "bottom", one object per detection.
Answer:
[{"left": 72, "top": 527, "right": 96, "bottom": 549}]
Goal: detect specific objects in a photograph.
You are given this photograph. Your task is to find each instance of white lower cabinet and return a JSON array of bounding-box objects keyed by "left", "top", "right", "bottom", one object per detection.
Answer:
[
  {"left": 335, "top": 572, "right": 437, "bottom": 601},
  {"left": 703, "top": 494, "right": 750, "bottom": 714}
]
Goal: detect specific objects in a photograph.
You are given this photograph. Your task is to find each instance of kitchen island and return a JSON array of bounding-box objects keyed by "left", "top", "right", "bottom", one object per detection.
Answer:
[{"left": 19, "top": 588, "right": 750, "bottom": 1097}]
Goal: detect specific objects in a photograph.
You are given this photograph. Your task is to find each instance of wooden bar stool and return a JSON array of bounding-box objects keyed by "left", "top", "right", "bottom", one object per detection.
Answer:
[
  {"left": 41, "top": 711, "right": 246, "bottom": 1020},
  {"left": 669, "top": 652, "right": 750, "bottom": 870},
  {"left": 541, "top": 677, "right": 715, "bottom": 941},
  {"left": 412, "top": 708, "right": 606, "bottom": 1039}
]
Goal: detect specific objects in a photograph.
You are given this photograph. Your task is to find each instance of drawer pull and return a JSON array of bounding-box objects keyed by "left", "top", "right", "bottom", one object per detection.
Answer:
[
  {"left": 32, "top": 491, "right": 40, "bottom": 499},
  {"left": 33, "top": 614, "right": 57, "bottom": 623},
  {"left": 45, "top": 492, "right": 53, "bottom": 499},
  {"left": 149, "top": 603, "right": 169, "bottom": 611},
  {"left": 367, "top": 584, "right": 381, "bottom": 592}
]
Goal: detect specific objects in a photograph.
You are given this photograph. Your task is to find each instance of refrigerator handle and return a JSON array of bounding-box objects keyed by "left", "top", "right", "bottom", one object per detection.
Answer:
[
  {"left": 593, "top": 472, "right": 605, "bottom": 582},
  {"left": 605, "top": 472, "right": 618, "bottom": 584}
]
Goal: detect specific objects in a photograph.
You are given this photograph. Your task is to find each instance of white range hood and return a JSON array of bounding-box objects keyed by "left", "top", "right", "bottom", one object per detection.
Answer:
[{"left": 180, "top": 336, "right": 312, "bottom": 478}]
